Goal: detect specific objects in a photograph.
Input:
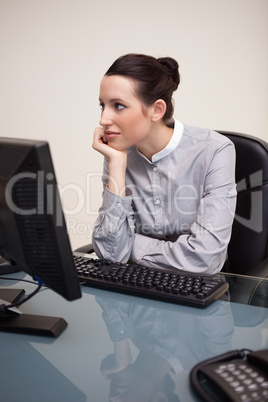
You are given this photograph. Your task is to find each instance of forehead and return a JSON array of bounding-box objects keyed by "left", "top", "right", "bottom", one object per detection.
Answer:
[{"left": 99, "top": 75, "right": 138, "bottom": 101}]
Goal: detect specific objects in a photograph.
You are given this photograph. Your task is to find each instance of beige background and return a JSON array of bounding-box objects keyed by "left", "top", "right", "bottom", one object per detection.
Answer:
[{"left": 0, "top": 0, "right": 267, "bottom": 250}]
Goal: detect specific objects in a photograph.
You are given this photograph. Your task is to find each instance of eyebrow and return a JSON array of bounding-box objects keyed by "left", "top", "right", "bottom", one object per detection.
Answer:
[{"left": 99, "top": 98, "right": 127, "bottom": 104}]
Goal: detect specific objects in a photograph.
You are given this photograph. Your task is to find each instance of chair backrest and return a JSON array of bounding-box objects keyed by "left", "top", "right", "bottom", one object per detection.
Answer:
[{"left": 217, "top": 131, "right": 268, "bottom": 275}]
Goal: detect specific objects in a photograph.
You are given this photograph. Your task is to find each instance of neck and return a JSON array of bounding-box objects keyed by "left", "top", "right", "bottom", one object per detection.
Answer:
[{"left": 136, "top": 121, "right": 174, "bottom": 161}]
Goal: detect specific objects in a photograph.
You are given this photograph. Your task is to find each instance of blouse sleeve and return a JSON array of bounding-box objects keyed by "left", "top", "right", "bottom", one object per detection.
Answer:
[{"left": 92, "top": 158, "right": 135, "bottom": 262}]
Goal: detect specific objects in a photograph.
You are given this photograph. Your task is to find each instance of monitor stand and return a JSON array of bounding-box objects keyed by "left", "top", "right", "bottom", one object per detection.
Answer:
[{"left": 0, "top": 285, "right": 67, "bottom": 338}]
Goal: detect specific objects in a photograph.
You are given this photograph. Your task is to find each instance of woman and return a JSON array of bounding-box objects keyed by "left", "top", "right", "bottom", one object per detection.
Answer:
[{"left": 92, "top": 53, "right": 236, "bottom": 274}]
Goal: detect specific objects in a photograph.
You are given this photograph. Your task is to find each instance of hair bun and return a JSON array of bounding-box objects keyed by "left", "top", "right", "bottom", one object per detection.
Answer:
[{"left": 157, "top": 57, "right": 180, "bottom": 90}]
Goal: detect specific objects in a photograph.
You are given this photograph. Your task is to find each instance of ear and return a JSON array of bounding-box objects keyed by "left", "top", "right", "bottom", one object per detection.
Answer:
[{"left": 151, "top": 99, "right": 166, "bottom": 122}]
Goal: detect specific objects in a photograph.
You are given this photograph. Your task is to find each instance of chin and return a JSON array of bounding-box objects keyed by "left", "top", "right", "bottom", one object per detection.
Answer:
[{"left": 108, "top": 142, "right": 128, "bottom": 152}]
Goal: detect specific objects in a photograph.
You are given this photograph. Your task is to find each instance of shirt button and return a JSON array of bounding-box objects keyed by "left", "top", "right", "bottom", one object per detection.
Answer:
[
  {"left": 155, "top": 199, "right": 161, "bottom": 205},
  {"left": 116, "top": 202, "right": 122, "bottom": 209},
  {"left": 153, "top": 166, "right": 157, "bottom": 172}
]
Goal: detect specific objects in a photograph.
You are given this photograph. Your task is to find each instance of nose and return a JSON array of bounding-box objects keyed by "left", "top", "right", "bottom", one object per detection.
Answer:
[{"left": 99, "top": 107, "right": 112, "bottom": 127}]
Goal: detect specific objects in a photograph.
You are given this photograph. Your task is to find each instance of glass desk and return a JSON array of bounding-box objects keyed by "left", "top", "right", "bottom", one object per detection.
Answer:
[{"left": 0, "top": 271, "right": 268, "bottom": 402}]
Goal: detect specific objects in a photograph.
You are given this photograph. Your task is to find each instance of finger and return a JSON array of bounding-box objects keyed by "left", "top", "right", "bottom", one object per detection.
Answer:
[
  {"left": 92, "top": 127, "right": 110, "bottom": 155},
  {"left": 94, "top": 127, "right": 105, "bottom": 141},
  {"left": 93, "top": 127, "right": 106, "bottom": 147}
]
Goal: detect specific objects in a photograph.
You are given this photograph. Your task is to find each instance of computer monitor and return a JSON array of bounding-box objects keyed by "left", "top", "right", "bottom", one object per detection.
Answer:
[{"left": 0, "top": 136, "right": 81, "bottom": 335}]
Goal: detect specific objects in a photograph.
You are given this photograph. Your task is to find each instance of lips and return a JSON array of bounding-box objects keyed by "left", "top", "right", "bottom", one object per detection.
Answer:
[{"left": 104, "top": 131, "right": 120, "bottom": 139}]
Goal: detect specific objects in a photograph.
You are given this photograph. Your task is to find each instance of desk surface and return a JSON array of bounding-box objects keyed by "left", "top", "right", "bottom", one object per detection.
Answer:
[{"left": 0, "top": 272, "right": 268, "bottom": 402}]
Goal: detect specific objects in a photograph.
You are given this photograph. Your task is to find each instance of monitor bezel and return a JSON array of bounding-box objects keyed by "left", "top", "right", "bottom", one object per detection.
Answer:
[{"left": 0, "top": 136, "right": 81, "bottom": 302}]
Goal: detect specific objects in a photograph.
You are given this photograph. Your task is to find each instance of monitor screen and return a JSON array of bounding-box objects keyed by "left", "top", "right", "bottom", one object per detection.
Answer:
[{"left": 0, "top": 136, "right": 81, "bottom": 302}]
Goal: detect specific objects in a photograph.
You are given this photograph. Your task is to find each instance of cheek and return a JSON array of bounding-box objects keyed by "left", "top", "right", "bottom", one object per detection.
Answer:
[{"left": 125, "top": 114, "right": 150, "bottom": 138}]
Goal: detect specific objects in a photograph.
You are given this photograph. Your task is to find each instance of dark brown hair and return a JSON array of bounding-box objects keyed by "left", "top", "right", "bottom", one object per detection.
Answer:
[{"left": 105, "top": 53, "right": 180, "bottom": 122}]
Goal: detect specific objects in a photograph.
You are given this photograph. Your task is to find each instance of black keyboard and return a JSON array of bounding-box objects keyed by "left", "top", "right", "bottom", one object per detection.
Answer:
[{"left": 73, "top": 253, "right": 229, "bottom": 308}]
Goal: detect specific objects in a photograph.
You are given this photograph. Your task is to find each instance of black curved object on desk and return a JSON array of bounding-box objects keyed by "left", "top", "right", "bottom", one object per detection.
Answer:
[
  {"left": 0, "top": 257, "right": 21, "bottom": 275},
  {"left": 75, "top": 243, "right": 94, "bottom": 254}
]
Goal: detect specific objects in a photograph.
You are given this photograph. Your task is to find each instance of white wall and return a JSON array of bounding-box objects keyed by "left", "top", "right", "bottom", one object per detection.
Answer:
[{"left": 0, "top": 0, "right": 267, "bottom": 249}]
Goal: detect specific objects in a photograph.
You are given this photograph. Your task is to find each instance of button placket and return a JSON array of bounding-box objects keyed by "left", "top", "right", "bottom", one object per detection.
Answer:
[{"left": 152, "top": 164, "right": 163, "bottom": 233}]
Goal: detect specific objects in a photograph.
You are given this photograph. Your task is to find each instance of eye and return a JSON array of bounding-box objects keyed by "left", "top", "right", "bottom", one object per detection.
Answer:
[
  {"left": 99, "top": 102, "right": 105, "bottom": 111},
  {"left": 114, "top": 103, "right": 125, "bottom": 110}
]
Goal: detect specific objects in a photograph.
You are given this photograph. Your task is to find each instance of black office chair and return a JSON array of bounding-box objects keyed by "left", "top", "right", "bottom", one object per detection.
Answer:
[
  {"left": 75, "top": 131, "right": 268, "bottom": 278},
  {"left": 218, "top": 131, "right": 268, "bottom": 277}
]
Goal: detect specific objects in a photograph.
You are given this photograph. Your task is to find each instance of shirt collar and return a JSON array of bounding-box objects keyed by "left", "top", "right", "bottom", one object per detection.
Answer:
[{"left": 136, "top": 119, "right": 184, "bottom": 164}]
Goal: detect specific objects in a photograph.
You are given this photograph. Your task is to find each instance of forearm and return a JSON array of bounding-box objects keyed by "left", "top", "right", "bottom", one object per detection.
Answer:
[
  {"left": 92, "top": 187, "right": 135, "bottom": 262},
  {"left": 108, "top": 156, "right": 127, "bottom": 197},
  {"left": 130, "top": 190, "right": 237, "bottom": 274},
  {"left": 130, "top": 231, "right": 228, "bottom": 275}
]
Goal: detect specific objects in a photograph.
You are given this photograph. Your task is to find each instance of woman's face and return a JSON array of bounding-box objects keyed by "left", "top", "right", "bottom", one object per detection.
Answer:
[{"left": 99, "top": 75, "right": 154, "bottom": 151}]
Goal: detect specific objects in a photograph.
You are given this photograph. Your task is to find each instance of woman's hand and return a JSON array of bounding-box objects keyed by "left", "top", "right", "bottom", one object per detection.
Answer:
[
  {"left": 92, "top": 127, "right": 127, "bottom": 196},
  {"left": 92, "top": 127, "right": 127, "bottom": 163}
]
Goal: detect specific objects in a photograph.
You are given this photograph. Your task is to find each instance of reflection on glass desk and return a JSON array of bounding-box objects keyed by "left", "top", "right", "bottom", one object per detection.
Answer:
[{"left": 0, "top": 272, "right": 268, "bottom": 402}]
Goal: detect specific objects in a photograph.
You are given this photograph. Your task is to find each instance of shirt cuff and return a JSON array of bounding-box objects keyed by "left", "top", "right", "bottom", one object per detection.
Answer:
[{"left": 102, "top": 186, "right": 133, "bottom": 216}]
